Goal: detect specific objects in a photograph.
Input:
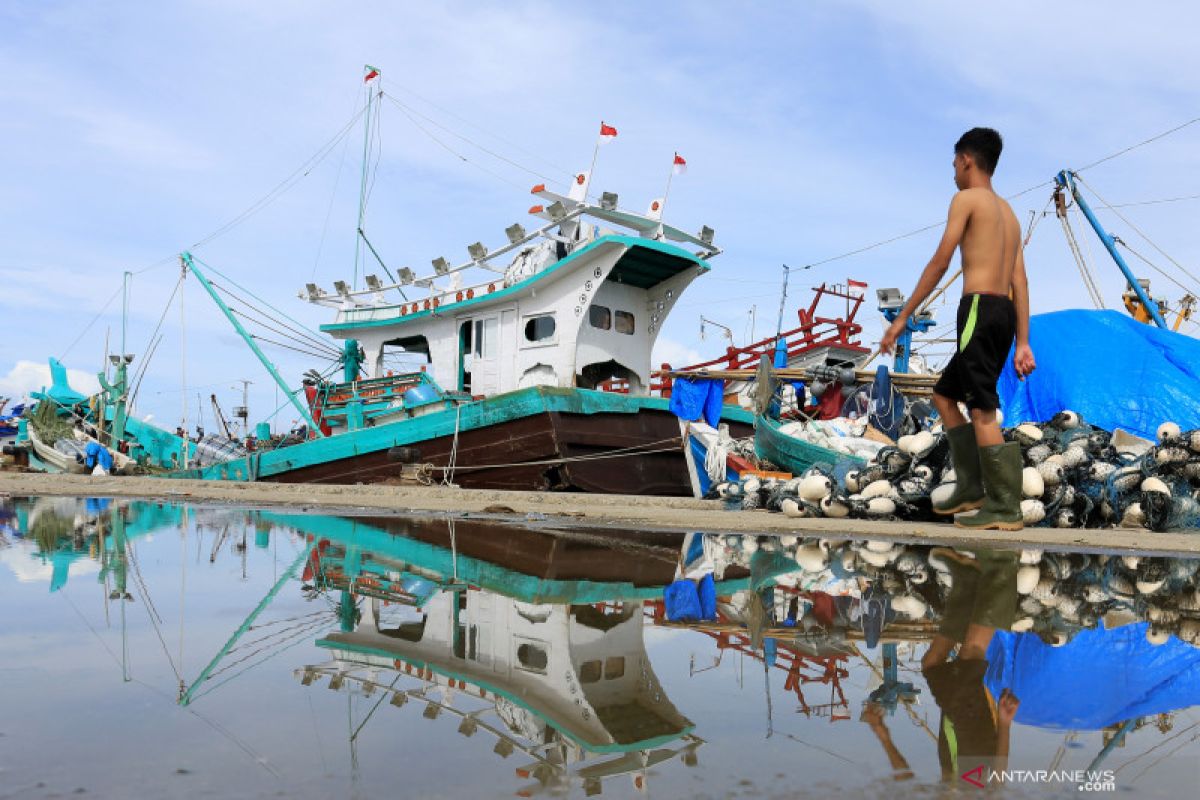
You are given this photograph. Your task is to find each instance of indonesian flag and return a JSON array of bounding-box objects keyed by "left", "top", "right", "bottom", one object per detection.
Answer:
[
  {"left": 672, "top": 152, "right": 687, "bottom": 175},
  {"left": 598, "top": 121, "right": 618, "bottom": 144},
  {"left": 363, "top": 65, "right": 380, "bottom": 83},
  {"left": 847, "top": 278, "right": 867, "bottom": 297}
]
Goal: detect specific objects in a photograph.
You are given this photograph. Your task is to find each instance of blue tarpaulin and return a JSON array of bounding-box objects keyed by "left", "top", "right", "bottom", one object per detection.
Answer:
[
  {"left": 984, "top": 623, "right": 1200, "bottom": 730},
  {"left": 998, "top": 310, "right": 1200, "bottom": 440},
  {"left": 669, "top": 378, "right": 724, "bottom": 428}
]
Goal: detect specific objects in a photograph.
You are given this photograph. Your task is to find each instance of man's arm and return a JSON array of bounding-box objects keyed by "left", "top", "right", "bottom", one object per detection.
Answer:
[
  {"left": 880, "top": 192, "right": 971, "bottom": 354},
  {"left": 1011, "top": 247, "right": 1036, "bottom": 378}
]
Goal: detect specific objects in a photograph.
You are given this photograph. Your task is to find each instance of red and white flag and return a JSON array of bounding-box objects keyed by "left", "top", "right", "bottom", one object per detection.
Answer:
[
  {"left": 363, "top": 65, "right": 380, "bottom": 83},
  {"left": 847, "top": 278, "right": 868, "bottom": 297},
  {"left": 598, "top": 121, "right": 618, "bottom": 145},
  {"left": 672, "top": 152, "right": 687, "bottom": 175}
]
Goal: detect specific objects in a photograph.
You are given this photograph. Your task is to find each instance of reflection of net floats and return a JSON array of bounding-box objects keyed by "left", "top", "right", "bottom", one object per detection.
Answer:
[
  {"left": 654, "top": 618, "right": 940, "bottom": 643},
  {"left": 294, "top": 661, "right": 704, "bottom": 787}
]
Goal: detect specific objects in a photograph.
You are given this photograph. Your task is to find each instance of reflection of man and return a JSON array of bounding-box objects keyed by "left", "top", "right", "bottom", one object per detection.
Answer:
[
  {"left": 923, "top": 548, "right": 1020, "bottom": 783},
  {"left": 861, "top": 547, "right": 1021, "bottom": 784}
]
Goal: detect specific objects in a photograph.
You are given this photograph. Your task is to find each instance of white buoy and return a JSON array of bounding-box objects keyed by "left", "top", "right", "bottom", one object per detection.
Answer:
[
  {"left": 897, "top": 434, "right": 915, "bottom": 454},
  {"left": 781, "top": 498, "right": 802, "bottom": 518},
  {"left": 865, "top": 497, "right": 896, "bottom": 517},
  {"left": 844, "top": 470, "right": 861, "bottom": 493},
  {"left": 861, "top": 480, "right": 892, "bottom": 499},
  {"left": 820, "top": 495, "right": 850, "bottom": 518},
  {"left": 1158, "top": 421, "right": 1182, "bottom": 444},
  {"left": 1014, "top": 423, "right": 1043, "bottom": 445},
  {"left": 1016, "top": 565, "right": 1041, "bottom": 594},
  {"left": 1011, "top": 617, "right": 1035, "bottom": 633},
  {"left": 1146, "top": 627, "right": 1171, "bottom": 646},
  {"left": 865, "top": 540, "right": 894, "bottom": 553},
  {"left": 795, "top": 544, "right": 826, "bottom": 572},
  {"left": 1019, "top": 548, "right": 1043, "bottom": 565},
  {"left": 859, "top": 548, "right": 894, "bottom": 567},
  {"left": 799, "top": 474, "right": 834, "bottom": 501},
  {"left": 1037, "top": 461, "right": 1065, "bottom": 487},
  {"left": 1121, "top": 502, "right": 1146, "bottom": 528},
  {"left": 930, "top": 482, "right": 956, "bottom": 508},
  {"left": 1021, "top": 467, "right": 1045, "bottom": 499},
  {"left": 1141, "top": 476, "right": 1171, "bottom": 495},
  {"left": 1020, "top": 499, "right": 1046, "bottom": 525}
]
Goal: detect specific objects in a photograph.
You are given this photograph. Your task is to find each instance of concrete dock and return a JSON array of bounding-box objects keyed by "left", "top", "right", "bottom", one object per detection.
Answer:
[{"left": 2, "top": 471, "right": 1198, "bottom": 556}]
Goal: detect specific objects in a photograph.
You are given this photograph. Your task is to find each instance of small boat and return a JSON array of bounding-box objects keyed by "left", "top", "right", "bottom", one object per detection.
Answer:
[{"left": 753, "top": 412, "right": 867, "bottom": 476}]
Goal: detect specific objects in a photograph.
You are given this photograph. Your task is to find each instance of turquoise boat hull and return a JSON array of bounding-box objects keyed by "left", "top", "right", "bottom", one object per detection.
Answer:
[{"left": 166, "top": 386, "right": 753, "bottom": 495}]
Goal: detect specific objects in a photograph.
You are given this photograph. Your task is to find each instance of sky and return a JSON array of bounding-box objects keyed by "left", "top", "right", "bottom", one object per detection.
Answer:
[{"left": 2, "top": 1, "right": 1199, "bottom": 429}]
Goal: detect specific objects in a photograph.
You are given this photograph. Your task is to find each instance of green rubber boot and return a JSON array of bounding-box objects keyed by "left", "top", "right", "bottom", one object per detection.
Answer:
[
  {"left": 956, "top": 443, "right": 1024, "bottom": 531},
  {"left": 933, "top": 423, "right": 984, "bottom": 515}
]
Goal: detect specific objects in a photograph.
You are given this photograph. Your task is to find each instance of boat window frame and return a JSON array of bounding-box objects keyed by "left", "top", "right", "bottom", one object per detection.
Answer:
[
  {"left": 588, "top": 304, "right": 612, "bottom": 331},
  {"left": 614, "top": 310, "right": 635, "bottom": 335},
  {"left": 522, "top": 313, "right": 557, "bottom": 345}
]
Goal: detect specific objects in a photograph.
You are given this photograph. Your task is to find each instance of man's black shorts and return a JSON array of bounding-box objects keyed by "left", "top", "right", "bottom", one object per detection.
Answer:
[{"left": 933, "top": 293, "right": 1016, "bottom": 411}]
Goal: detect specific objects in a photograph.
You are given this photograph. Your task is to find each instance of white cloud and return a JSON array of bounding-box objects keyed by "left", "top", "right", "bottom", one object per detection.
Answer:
[
  {"left": 652, "top": 336, "right": 704, "bottom": 370},
  {"left": 0, "top": 360, "right": 100, "bottom": 402}
]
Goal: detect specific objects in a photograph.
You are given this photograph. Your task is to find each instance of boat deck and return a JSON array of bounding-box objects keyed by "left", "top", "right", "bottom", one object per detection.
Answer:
[{"left": 2, "top": 472, "right": 1198, "bottom": 556}]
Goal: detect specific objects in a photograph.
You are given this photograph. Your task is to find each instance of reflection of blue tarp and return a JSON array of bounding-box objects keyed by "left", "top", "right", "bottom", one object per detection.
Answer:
[
  {"left": 998, "top": 310, "right": 1200, "bottom": 440},
  {"left": 669, "top": 378, "right": 724, "bottom": 428},
  {"left": 984, "top": 623, "right": 1200, "bottom": 730}
]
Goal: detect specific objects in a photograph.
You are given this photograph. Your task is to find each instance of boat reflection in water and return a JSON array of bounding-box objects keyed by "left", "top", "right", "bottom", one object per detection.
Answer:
[
  {"left": 3, "top": 494, "right": 1200, "bottom": 796},
  {"left": 275, "top": 514, "right": 741, "bottom": 795}
]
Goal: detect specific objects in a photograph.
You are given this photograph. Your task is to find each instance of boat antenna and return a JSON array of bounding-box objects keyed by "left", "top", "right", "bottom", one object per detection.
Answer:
[{"left": 355, "top": 65, "right": 383, "bottom": 291}]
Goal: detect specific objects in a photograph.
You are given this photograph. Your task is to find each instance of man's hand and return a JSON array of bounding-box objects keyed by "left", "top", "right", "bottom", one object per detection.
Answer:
[
  {"left": 998, "top": 688, "right": 1020, "bottom": 725},
  {"left": 1013, "top": 342, "right": 1036, "bottom": 380},
  {"left": 880, "top": 318, "right": 906, "bottom": 355}
]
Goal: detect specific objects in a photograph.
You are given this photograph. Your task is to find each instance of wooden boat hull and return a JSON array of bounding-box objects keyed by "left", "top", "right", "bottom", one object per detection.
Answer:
[
  {"left": 167, "top": 387, "right": 753, "bottom": 496},
  {"left": 753, "top": 413, "right": 865, "bottom": 476}
]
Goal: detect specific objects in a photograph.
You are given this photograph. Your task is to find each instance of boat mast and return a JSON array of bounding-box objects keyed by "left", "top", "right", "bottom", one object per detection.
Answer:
[
  {"left": 1055, "top": 170, "right": 1167, "bottom": 329},
  {"left": 179, "top": 252, "right": 324, "bottom": 437}
]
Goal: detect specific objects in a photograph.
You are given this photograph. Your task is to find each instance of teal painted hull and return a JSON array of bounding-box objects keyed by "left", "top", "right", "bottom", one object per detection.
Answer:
[
  {"left": 167, "top": 387, "right": 754, "bottom": 495},
  {"left": 753, "top": 413, "right": 866, "bottom": 476}
]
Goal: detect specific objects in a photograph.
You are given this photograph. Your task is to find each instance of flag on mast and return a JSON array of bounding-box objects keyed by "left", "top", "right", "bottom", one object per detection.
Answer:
[
  {"left": 672, "top": 152, "right": 687, "bottom": 175},
  {"left": 598, "top": 121, "right": 618, "bottom": 145},
  {"left": 364, "top": 65, "right": 380, "bottom": 83}
]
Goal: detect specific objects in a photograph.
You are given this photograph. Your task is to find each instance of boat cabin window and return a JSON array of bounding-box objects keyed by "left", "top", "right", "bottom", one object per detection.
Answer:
[
  {"left": 604, "top": 656, "right": 625, "bottom": 679},
  {"left": 516, "top": 642, "right": 548, "bottom": 673},
  {"left": 579, "top": 660, "right": 602, "bottom": 684},
  {"left": 588, "top": 305, "right": 611, "bottom": 330},
  {"left": 523, "top": 314, "right": 556, "bottom": 343},
  {"left": 474, "top": 318, "right": 497, "bottom": 358},
  {"left": 614, "top": 310, "right": 635, "bottom": 335}
]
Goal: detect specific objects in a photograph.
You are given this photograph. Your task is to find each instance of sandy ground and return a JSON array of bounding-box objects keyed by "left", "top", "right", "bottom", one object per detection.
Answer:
[{"left": 2, "top": 471, "right": 1199, "bottom": 555}]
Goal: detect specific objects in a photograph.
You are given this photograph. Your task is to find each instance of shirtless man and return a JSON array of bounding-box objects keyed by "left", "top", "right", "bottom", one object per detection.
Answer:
[{"left": 881, "top": 128, "right": 1036, "bottom": 530}]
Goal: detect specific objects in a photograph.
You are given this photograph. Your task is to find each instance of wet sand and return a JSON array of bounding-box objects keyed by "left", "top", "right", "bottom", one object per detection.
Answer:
[{"left": 3, "top": 471, "right": 1198, "bottom": 555}]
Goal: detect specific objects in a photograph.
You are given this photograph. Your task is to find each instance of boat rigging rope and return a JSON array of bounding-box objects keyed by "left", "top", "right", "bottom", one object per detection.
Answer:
[
  {"left": 59, "top": 284, "right": 124, "bottom": 360},
  {"left": 442, "top": 404, "right": 462, "bottom": 486},
  {"left": 1074, "top": 173, "right": 1200, "bottom": 292},
  {"left": 1055, "top": 192, "right": 1107, "bottom": 309},
  {"left": 1115, "top": 237, "right": 1200, "bottom": 299}
]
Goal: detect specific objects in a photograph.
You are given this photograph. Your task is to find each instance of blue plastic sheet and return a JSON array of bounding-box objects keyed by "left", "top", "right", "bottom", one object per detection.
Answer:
[
  {"left": 669, "top": 378, "right": 724, "bottom": 427},
  {"left": 984, "top": 623, "right": 1200, "bottom": 730},
  {"left": 998, "top": 310, "right": 1200, "bottom": 440}
]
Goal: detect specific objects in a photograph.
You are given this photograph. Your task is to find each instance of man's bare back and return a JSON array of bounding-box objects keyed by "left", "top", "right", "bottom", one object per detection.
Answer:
[{"left": 955, "top": 187, "right": 1022, "bottom": 296}]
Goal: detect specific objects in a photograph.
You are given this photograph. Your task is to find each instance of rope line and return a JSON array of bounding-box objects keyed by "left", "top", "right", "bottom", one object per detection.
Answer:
[{"left": 59, "top": 285, "right": 125, "bottom": 360}]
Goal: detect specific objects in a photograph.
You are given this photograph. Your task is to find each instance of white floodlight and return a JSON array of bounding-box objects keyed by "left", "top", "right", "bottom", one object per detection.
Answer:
[
  {"left": 333, "top": 280, "right": 352, "bottom": 299},
  {"left": 305, "top": 283, "right": 326, "bottom": 301},
  {"left": 505, "top": 223, "right": 526, "bottom": 244},
  {"left": 876, "top": 287, "right": 904, "bottom": 311},
  {"left": 467, "top": 242, "right": 488, "bottom": 262},
  {"left": 432, "top": 257, "right": 451, "bottom": 275},
  {"left": 364, "top": 274, "right": 383, "bottom": 291},
  {"left": 546, "top": 201, "right": 567, "bottom": 222},
  {"left": 600, "top": 191, "right": 618, "bottom": 211},
  {"left": 699, "top": 225, "right": 715, "bottom": 246},
  {"left": 397, "top": 267, "right": 415, "bottom": 284}
]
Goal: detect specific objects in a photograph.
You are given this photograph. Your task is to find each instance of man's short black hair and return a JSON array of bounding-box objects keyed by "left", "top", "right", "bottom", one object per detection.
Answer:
[{"left": 955, "top": 127, "right": 1003, "bottom": 175}]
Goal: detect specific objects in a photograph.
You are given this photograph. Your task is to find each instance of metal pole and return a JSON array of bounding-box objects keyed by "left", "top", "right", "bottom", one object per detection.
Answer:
[
  {"left": 180, "top": 252, "right": 323, "bottom": 437},
  {"left": 1057, "top": 170, "right": 1167, "bottom": 328},
  {"left": 179, "top": 542, "right": 313, "bottom": 705}
]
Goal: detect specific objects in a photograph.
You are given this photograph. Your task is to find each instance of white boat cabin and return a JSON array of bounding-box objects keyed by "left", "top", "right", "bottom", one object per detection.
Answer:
[{"left": 303, "top": 174, "right": 720, "bottom": 396}]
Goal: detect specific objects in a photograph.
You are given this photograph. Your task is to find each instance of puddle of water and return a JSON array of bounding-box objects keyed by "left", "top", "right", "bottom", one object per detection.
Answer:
[{"left": 0, "top": 495, "right": 1197, "bottom": 799}]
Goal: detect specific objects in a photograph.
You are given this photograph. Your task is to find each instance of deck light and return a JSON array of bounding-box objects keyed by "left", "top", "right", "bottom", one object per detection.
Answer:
[
  {"left": 390, "top": 691, "right": 409, "bottom": 707},
  {"left": 699, "top": 225, "right": 715, "bottom": 246},
  {"left": 124, "top": 354, "right": 134, "bottom": 364},
  {"left": 305, "top": 283, "right": 326, "bottom": 301},
  {"left": 457, "top": 717, "right": 478, "bottom": 737},
  {"left": 432, "top": 257, "right": 451, "bottom": 275},
  {"left": 423, "top": 702, "right": 441, "bottom": 719},
  {"left": 494, "top": 739, "right": 515, "bottom": 758},
  {"left": 600, "top": 191, "right": 618, "bottom": 211},
  {"left": 364, "top": 274, "right": 383, "bottom": 291},
  {"left": 328, "top": 672, "right": 345, "bottom": 691},
  {"left": 333, "top": 280, "right": 352, "bottom": 299},
  {"left": 505, "top": 223, "right": 527, "bottom": 244},
  {"left": 109, "top": 355, "right": 121, "bottom": 366},
  {"left": 876, "top": 287, "right": 904, "bottom": 311},
  {"left": 467, "top": 242, "right": 488, "bottom": 262},
  {"left": 547, "top": 201, "right": 567, "bottom": 222},
  {"left": 398, "top": 267, "right": 415, "bottom": 284}
]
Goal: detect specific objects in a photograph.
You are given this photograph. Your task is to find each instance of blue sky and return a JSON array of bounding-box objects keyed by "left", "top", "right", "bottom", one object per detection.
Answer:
[{"left": 2, "top": 1, "right": 1198, "bottom": 428}]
